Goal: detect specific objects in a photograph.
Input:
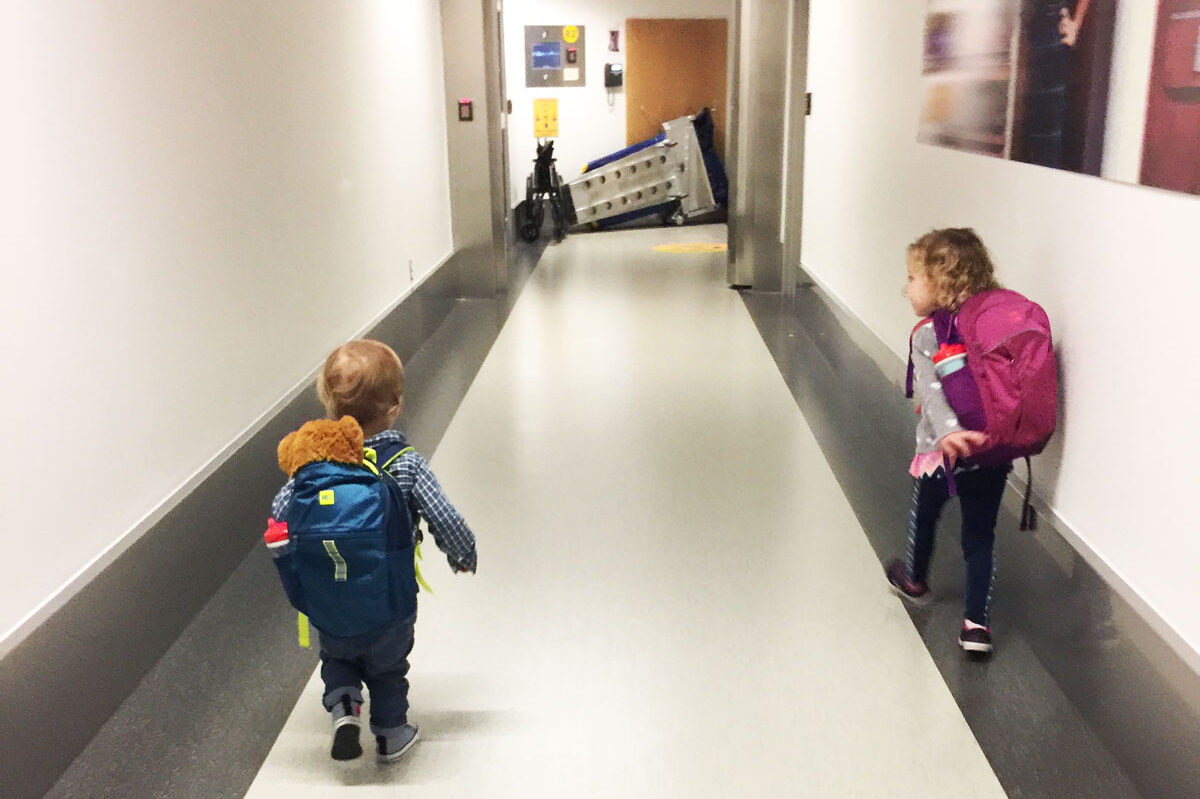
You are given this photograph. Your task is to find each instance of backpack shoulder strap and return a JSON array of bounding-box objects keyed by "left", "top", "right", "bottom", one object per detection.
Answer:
[
  {"left": 360, "top": 456, "right": 382, "bottom": 477},
  {"left": 930, "top": 309, "right": 959, "bottom": 347},
  {"left": 906, "top": 317, "right": 932, "bottom": 399},
  {"left": 1019, "top": 456, "right": 1038, "bottom": 531},
  {"left": 362, "top": 442, "right": 418, "bottom": 553},
  {"left": 364, "top": 440, "right": 413, "bottom": 472},
  {"left": 366, "top": 444, "right": 416, "bottom": 503},
  {"left": 365, "top": 442, "right": 431, "bottom": 590},
  {"left": 380, "top": 446, "right": 414, "bottom": 471}
]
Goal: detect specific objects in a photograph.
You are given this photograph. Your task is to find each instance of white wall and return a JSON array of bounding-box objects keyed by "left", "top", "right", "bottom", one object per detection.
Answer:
[
  {"left": 0, "top": 0, "right": 453, "bottom": 651},
  {"left": 1101, "top": 1, "right": 1155, "bottom": 184},
  {"left": 800, "top": 0, "right": 1200, "bottom": 667},
  {"left": 502, "top": 0, "right": 732, "bottom": 205}
]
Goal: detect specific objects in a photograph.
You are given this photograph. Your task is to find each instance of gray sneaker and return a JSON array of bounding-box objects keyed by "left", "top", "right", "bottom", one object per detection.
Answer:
[
  {"left": 376, "top": 724, "right": 419, "bottom": 763},
  {"left": 330, "top": 696, "right": 363, "bottom": 761}
]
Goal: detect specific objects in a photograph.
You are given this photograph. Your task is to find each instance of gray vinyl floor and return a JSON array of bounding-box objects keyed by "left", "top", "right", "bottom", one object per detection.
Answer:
[{"left": 244, "top": 224, "right": 1006, "bottom": 797}]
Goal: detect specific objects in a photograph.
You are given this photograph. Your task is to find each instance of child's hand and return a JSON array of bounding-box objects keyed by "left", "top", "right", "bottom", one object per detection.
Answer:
[
  {"left": 939, "top": 430, "right": 989, "bottom": 466},
  {"left": 449, "top": 556, "right": 476, "bottom": 575}
]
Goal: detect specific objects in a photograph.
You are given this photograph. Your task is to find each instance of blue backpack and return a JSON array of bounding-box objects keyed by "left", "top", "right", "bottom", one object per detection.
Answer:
[{"left": 269, "top": 443, "right": 418, "bottom": 638}]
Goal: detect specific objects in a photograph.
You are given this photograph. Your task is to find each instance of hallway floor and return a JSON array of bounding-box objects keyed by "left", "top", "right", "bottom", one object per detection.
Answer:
[{"left": 244, "top": 225, "right": 1007, "bottom": 797}]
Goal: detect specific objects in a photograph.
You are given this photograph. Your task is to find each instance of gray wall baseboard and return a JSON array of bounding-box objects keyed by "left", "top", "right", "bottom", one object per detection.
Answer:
[{"left": 1, "top": 393, "right": 312, "bottom": 799}]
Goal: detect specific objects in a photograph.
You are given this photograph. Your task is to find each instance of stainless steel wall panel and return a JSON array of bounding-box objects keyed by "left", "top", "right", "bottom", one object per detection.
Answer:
[{"left": 728, "top": 0, "right": 792, "bottom": 289}]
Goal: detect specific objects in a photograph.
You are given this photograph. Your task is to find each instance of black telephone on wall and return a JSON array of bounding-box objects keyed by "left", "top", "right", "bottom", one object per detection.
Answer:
[{"left": 604, "top": 63, "right": 624, "bottom": 88}]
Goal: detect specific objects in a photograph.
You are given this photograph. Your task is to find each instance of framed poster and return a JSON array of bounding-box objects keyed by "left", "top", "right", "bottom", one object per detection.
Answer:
[{"left": 918, "top": 1, "right": 1135, "bottom": 184}]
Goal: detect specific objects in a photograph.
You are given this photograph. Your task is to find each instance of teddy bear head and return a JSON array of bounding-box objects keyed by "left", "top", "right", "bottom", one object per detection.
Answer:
[{"left": 277, "top": 416, "right": 364, "bottom": 477}]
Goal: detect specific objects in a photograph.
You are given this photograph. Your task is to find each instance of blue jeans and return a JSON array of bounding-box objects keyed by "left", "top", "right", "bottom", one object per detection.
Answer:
[
  {"left": 319, "top": 613, "right": 417, "bottom": 737},
  {"left": 905, "top": 465, "right": 1009, "bottom": 626}
]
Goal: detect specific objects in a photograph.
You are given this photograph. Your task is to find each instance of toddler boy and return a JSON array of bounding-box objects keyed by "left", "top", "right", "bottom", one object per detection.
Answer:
[{"left": 269, "top": 339, "right": 477, "bottom": 762}]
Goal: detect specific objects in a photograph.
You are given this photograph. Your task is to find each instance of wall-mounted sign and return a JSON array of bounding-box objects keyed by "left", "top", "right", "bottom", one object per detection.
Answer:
[
  {"left": 525, "top": 25, "right": 586, "bottom": 87},
  {"left": 534, "top": 98, "right": 559, "bottom": 138}
]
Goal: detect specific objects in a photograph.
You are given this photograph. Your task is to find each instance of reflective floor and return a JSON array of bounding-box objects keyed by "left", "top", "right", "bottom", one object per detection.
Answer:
[{"left": 244, "top": 225, "right": 1006, "bottom": 797}]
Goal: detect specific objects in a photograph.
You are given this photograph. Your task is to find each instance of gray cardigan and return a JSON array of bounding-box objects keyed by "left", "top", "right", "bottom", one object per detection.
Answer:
[{"left": 910, "top": 319, "right": 964, "bottom": 456}]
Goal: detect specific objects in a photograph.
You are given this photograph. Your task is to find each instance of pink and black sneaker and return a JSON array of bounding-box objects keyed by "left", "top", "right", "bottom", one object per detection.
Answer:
[
  {"left": 885, "top": 559, "right": 932, "bottom": 606},
  {"left": 958, "top": 619, "right": 994, "bottom": 655}
]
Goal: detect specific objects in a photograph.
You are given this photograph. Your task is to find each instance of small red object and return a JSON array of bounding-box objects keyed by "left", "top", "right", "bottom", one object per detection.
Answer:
[
  {"left": 264, "top": 518, "right": 289, "bottom": 546},
  {"left": 932, "top": 343, "right": 966, "bottom": 364}
]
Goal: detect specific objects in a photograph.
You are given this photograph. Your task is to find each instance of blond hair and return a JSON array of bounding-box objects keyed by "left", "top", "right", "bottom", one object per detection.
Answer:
[
  {"left": 907, "top": 228, "right": 1001, "bottom": 311},
  {"left": 316, "top": 339, "right": 404, "bottom": 425}
]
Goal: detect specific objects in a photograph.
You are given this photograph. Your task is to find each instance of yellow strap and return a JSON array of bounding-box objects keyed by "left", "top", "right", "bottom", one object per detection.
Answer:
[
  {"left": 414, "top": 542, "right": 434, "bottom": 595},
  {"left": 366, "top": 445, "right": 433, "bottom": 594},
  {"left": 381, "top": 446, "right": 414, "bottom": 470},
  {"left": 298, "top": 613, "right": 310, "bottom": 648},
  {"left": 378, "top": 446, "right": 430, "bottom": 594}
]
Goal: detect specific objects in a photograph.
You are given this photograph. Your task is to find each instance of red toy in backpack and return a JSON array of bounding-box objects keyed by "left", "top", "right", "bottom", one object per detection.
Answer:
[{"left": 907, "top": 288, "right": 1059, "bottom": 529}]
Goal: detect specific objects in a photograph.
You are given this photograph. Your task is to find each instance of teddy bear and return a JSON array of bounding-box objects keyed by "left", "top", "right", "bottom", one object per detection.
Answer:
[{"left": 277, "top": 416, "right": 364, "bottom": 478}]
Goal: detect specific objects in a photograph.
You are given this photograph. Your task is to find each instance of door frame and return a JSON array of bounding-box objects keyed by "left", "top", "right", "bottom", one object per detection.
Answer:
[
  {"left": 484, "top": 0, "right": 511, "bottom": 287},
  {"left": 727, "top": 0, "right": 809, "bottom": 291}
]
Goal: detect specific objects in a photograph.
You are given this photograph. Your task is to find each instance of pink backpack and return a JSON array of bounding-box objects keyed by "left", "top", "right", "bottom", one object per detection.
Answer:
[{"left": 906, "top": 288, "right": 1059, "bottom": 528}]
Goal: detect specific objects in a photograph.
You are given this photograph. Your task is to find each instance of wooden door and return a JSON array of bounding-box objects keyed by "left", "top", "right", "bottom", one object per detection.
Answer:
[{"left": 626, "top": 18, "right": 728, "bottom": 159}]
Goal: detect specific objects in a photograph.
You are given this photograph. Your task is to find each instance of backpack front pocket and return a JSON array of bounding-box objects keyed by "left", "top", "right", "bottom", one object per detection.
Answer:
[{"left": 294, "top": 529, "right": 394, "bottom": 637}]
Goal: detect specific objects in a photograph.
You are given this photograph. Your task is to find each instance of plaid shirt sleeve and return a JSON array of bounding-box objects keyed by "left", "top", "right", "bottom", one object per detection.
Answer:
[
  {"left": 270, "top": 481, "right": 294, "bottom": 520},
  {"left": 387, "top": 451, "right": 477, "bottom": 573}
]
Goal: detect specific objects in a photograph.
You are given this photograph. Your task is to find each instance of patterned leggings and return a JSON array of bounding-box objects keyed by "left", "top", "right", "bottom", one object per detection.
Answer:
[{"left": 905, "top": 464, "right": 1010, "bottom": 626}]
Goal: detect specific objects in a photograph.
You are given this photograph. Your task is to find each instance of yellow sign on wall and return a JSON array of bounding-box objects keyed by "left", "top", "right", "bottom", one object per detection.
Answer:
[
  {"left": 534, "top": 98, "right": 559, "bottom": 138},
  {"left": 562, "top": 25, "right": 579, "bottom": 44}
]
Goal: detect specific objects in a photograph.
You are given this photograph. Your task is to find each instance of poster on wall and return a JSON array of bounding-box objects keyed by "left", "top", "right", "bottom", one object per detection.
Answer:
[
  {"left": 918, "top": 1, "right": 1017, "bottom": 159},
  {"left": 1142, "top": 0, "right": 1200, "bottom": 193},
  {"left": 1011, "top": 0, "right": 1117, "bottom": 176},
  {"left": 918, "top": 0, "right": 1200, "bottom": 196}
]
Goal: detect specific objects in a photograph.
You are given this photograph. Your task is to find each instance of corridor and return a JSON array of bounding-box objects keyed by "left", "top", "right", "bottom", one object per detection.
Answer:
[{"left": 243, "top": 224, "right": 1005, "bottom": 797}]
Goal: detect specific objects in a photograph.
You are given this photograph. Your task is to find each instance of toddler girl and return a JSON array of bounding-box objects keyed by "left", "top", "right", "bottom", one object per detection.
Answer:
[{"left": 886, "top": 228, "right": 1009, "bottom": 655}]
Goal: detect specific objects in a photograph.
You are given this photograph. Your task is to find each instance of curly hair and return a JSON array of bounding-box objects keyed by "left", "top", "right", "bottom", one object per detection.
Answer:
[
  {"left": 316, "top": 339, "right": 404, "bottom": 425},
  {"left": 907, "top": 228, "right": 1001, "bottom": 311}
]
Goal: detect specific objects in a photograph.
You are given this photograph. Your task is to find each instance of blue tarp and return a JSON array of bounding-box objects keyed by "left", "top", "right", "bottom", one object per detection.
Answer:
[{"left": 583, "top": 134, "right": 666, "bottom": 173}]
